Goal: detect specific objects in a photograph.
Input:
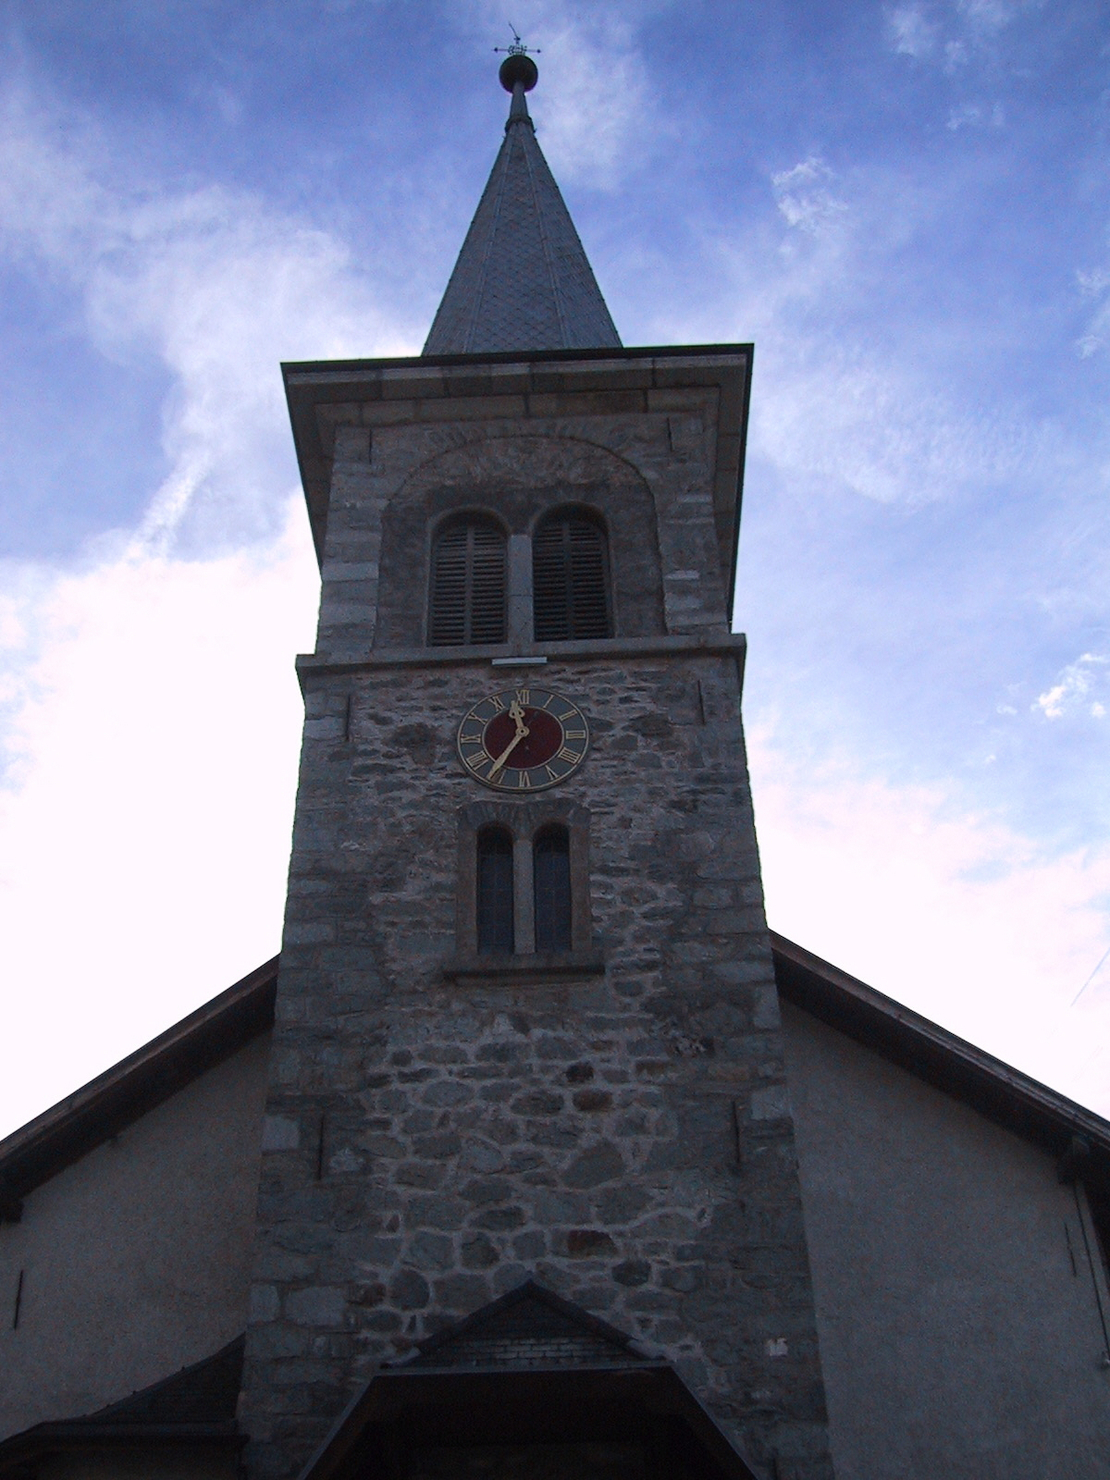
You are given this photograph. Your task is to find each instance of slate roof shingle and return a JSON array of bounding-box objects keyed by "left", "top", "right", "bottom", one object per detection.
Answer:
[{"left": 423, "top": 82, "right": 621, "bottom": 356}]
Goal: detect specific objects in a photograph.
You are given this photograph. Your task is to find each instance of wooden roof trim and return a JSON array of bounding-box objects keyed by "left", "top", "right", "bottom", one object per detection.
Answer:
[{"left": 0, "top": 957, "right": 278, "bottom": 1207}]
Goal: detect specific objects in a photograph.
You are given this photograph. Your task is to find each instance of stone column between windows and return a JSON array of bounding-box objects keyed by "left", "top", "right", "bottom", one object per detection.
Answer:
[
  {"left": 507, "top": 534, "right": 533, "bottom": 647},
  {"left": 513, "top": 834, "right": 535, "bottom": 954}
]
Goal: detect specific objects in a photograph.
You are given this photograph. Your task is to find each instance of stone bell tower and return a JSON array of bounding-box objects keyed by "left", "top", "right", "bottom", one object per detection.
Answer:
[{"left": 240, "top": 48, "right": 835, "bottom": 1480}]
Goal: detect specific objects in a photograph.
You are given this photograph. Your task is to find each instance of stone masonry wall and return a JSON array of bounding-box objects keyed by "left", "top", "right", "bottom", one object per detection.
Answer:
[
  {"left": 312, "top": 388, "right": 728, "bottom": 663},
  {"left": 241, "top": 386, "right": 833, "bottom": 1480}
]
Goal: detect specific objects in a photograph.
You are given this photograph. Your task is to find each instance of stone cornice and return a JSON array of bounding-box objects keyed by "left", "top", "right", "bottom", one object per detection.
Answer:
[{"left": 296, "top": 631, "right": 747, "bottom": 681}]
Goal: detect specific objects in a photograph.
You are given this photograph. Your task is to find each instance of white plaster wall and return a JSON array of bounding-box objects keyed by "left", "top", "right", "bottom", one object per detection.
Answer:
[
  {"left": 0, "top": 1032, "right": 271, "bottom": 1439},
  {"left": 782, "top": 1001, "right": 1110, "bottom": 1479}
]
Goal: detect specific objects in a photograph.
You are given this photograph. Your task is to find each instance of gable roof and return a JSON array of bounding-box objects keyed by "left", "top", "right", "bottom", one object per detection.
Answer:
[
  {"left": 772, "top": 931, "right": 1110, "bottom": 1187},
  {"left": 0, "top": 956, "right": 277, "bottom": 1216},
  {"left": 4, "top": 938, "right": 1108, "bottom": 1238},
  {"left": 423, "top": 76, "right": 620, "bottom": 357}
]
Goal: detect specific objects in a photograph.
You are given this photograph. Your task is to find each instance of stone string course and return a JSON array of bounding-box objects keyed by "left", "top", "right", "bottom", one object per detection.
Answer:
[{"left": 241, "top": 391, "right": 833, "bottom": 1480}]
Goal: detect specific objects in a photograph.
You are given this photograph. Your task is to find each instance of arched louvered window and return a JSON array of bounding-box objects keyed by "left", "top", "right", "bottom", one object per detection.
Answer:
[
  {"left": 533, "top": 825, "right": 572, "bottom": 954},
  {"left": 476, "top": 826, "right": 514, "bottom": 955},
  {"left": 429, "top": 517, "right": 507, "bottom": 646},
  {"left": 532, "top": 511, "right": 611, "bottom": 641}
]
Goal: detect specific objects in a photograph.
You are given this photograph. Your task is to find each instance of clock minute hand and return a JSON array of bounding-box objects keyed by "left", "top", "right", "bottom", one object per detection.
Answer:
[{"left": 489, "top": 720, "right": 529, "bottom": 777}]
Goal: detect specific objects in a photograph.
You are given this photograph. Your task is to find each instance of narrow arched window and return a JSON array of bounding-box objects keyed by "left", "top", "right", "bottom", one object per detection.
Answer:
[
  {"left": 429, "top": 517, "right": 507, "bottom": 646},
  {"left": 533, "top": 825, "right": 572, "bottom": 954},
  {"left": 476, "top": 827, "right": 514, "bottom": 955},
  {"left": 533, "top": 511, "right": 611, "bottom": 641}
]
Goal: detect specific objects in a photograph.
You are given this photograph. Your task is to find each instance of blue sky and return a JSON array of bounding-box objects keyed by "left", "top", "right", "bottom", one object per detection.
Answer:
[{"left": 2, "top": 0, "right": 1110, "bottom": 1134}]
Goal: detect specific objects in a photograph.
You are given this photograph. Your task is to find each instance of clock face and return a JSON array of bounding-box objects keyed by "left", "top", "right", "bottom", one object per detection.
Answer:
[{"left": 457, "top": 687, "right": 589, "bottom": 792}]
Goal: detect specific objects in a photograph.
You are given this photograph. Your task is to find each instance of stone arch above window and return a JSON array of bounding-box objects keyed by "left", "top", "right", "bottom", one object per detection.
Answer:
[
  {"left": 428, "top": 514, "right": 507, "bottom": 647},
  {"left": 532, "top": 507, "right": 611, "bottom": 642},
  {"left": 376, "top": 436, "right": 663, "bottom": 650}
]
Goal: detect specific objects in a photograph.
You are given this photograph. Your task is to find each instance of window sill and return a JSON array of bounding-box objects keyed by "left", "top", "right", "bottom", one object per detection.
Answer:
[{"left": 441, "top": 951, "right": 605, "bottom": 985}]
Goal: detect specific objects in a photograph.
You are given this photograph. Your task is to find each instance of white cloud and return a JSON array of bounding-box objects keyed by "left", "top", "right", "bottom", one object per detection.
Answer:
[
  {"left": 470, "top": 1, "right": 656, "bottom": 190},
  {"left": 771, "top": 158, "right": 849, "bottom": 236},
  {"left": 749, "top": 723, "right": 1110, "bottom": 1114},
  {"left": 887, "top": 0, "right": 1036, "bottom": 119},
  {"left": 947, "top": 100, "right": 1005, "bottom": 129},
  {"left": 0, "top": 81, "right": 415, "bottom": 555},
  {"left": 0, "top": 83, "right": 421, "bottom": 1134},
  {"left": 886, "top": 4, "right": 937, "bottom": 58},
  {"left": 748, "top": 332, "right": 1033, "bottom": 506},
  {"left": 1076, "top": 259, "right": 1110, "bottom": 357},
  {"left": 1035, "top": 653, "right": 1108, "bottom": 720},
  {"left": 669, "top": 161, "right": 1044, "bottom": 508},
  {"left": 955, "top": 0, "right": 1022, "bottom": 34},
  {"left": 1078, "top": 268, "right": 1110, "bottom": 297},
  {"left": 0, "top": 501, "right": 320, "bottom": 1135}
]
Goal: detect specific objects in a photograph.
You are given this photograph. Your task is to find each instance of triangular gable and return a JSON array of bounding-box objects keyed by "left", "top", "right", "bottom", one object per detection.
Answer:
[
  {"left": 402, "top": 1279, "right": 649, "bottom": 1372},
  {"left": 298, "top": 1283, "right": 760, "bottom": 1480}
]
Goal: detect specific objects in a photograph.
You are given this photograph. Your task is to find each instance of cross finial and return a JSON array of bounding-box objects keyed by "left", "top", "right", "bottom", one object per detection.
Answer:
[
  {"left": 494, "top": 25, "right": 540, "bottom": 95},
  {"left": 493, "top": 24, "right": 540, "bottom": 60}
]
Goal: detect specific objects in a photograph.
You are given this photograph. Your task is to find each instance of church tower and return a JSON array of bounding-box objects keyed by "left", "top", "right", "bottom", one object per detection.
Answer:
[{"left": 241, "top": 51, "right": 834, "bottom": 1480}]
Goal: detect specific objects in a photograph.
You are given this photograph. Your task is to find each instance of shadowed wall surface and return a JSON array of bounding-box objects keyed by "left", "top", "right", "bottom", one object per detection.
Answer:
[
  {"left": 781, "top": 1000, "right": 1110, "bottom": 1479},
  {"left": 0, "top": 1034, "right": 271, "bottom": 1441}
]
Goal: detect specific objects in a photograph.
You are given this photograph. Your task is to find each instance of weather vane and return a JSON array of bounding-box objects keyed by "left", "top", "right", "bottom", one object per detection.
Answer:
[{"left": 494, "top": 24, "right": 540, "bottom": 59}]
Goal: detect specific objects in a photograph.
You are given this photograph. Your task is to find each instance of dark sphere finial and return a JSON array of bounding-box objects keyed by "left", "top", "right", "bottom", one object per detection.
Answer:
[{"left": 499, "top": 51, "right": 538, "bottom": 93}]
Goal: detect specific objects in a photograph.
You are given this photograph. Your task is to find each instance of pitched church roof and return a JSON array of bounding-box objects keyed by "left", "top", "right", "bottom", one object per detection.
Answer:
[
  {"left": 0, "top": 1339, "right": 245, "bottom": 1474},
  {"left": 422, "top": 52, "right": 621, "bottom": 356},
  {"left": 6, "top": 938, "right": 1109, "bottom": 1226},
  {"left": 0, "top": 956, "right": 277, "bottom": 1219}
]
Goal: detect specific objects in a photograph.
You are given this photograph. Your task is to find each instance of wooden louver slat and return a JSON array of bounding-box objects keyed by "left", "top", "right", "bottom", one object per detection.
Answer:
[
  {"left": 533, "top": 514, "right": 611, "bottom": 642},
  {"left": 430, "top": 520, "right": 507, "bottom": 646}
]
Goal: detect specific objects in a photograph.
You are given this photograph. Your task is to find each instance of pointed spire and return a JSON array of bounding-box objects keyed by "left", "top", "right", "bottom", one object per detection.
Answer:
[{"left": 422, "top": 50, "right": 622, "bottom": 356}]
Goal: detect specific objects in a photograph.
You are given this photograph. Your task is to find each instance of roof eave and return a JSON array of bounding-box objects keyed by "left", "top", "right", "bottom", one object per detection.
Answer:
[
  {"left": 771, "top": 931, "right": 1110, "bottom": 1176},
  {"left": 0, "top": 958, "right": 278, "bottom": 1207}
]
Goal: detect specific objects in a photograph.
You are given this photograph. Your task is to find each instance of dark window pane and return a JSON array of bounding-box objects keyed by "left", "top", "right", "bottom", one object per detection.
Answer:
[
  {"left": 533, "top": 513, "right": 611, "bottom": 641},
  {"left": 534, "top": 826, "right": 572, "bottom": 953},
  {"left": 430, "top": 519, "right": 507, "bottom": 646},
  {"left": 477, "top": 827, "right": 514, "bottom": 954}
]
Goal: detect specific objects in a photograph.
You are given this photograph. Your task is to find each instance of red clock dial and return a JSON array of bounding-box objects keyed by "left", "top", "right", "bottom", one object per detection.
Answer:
[
  {"left": 483, "top": 706, "right": 562, "bottom": 768},
  {"left": 456, "top": 687, "right": 590, "bottom": 792}
]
